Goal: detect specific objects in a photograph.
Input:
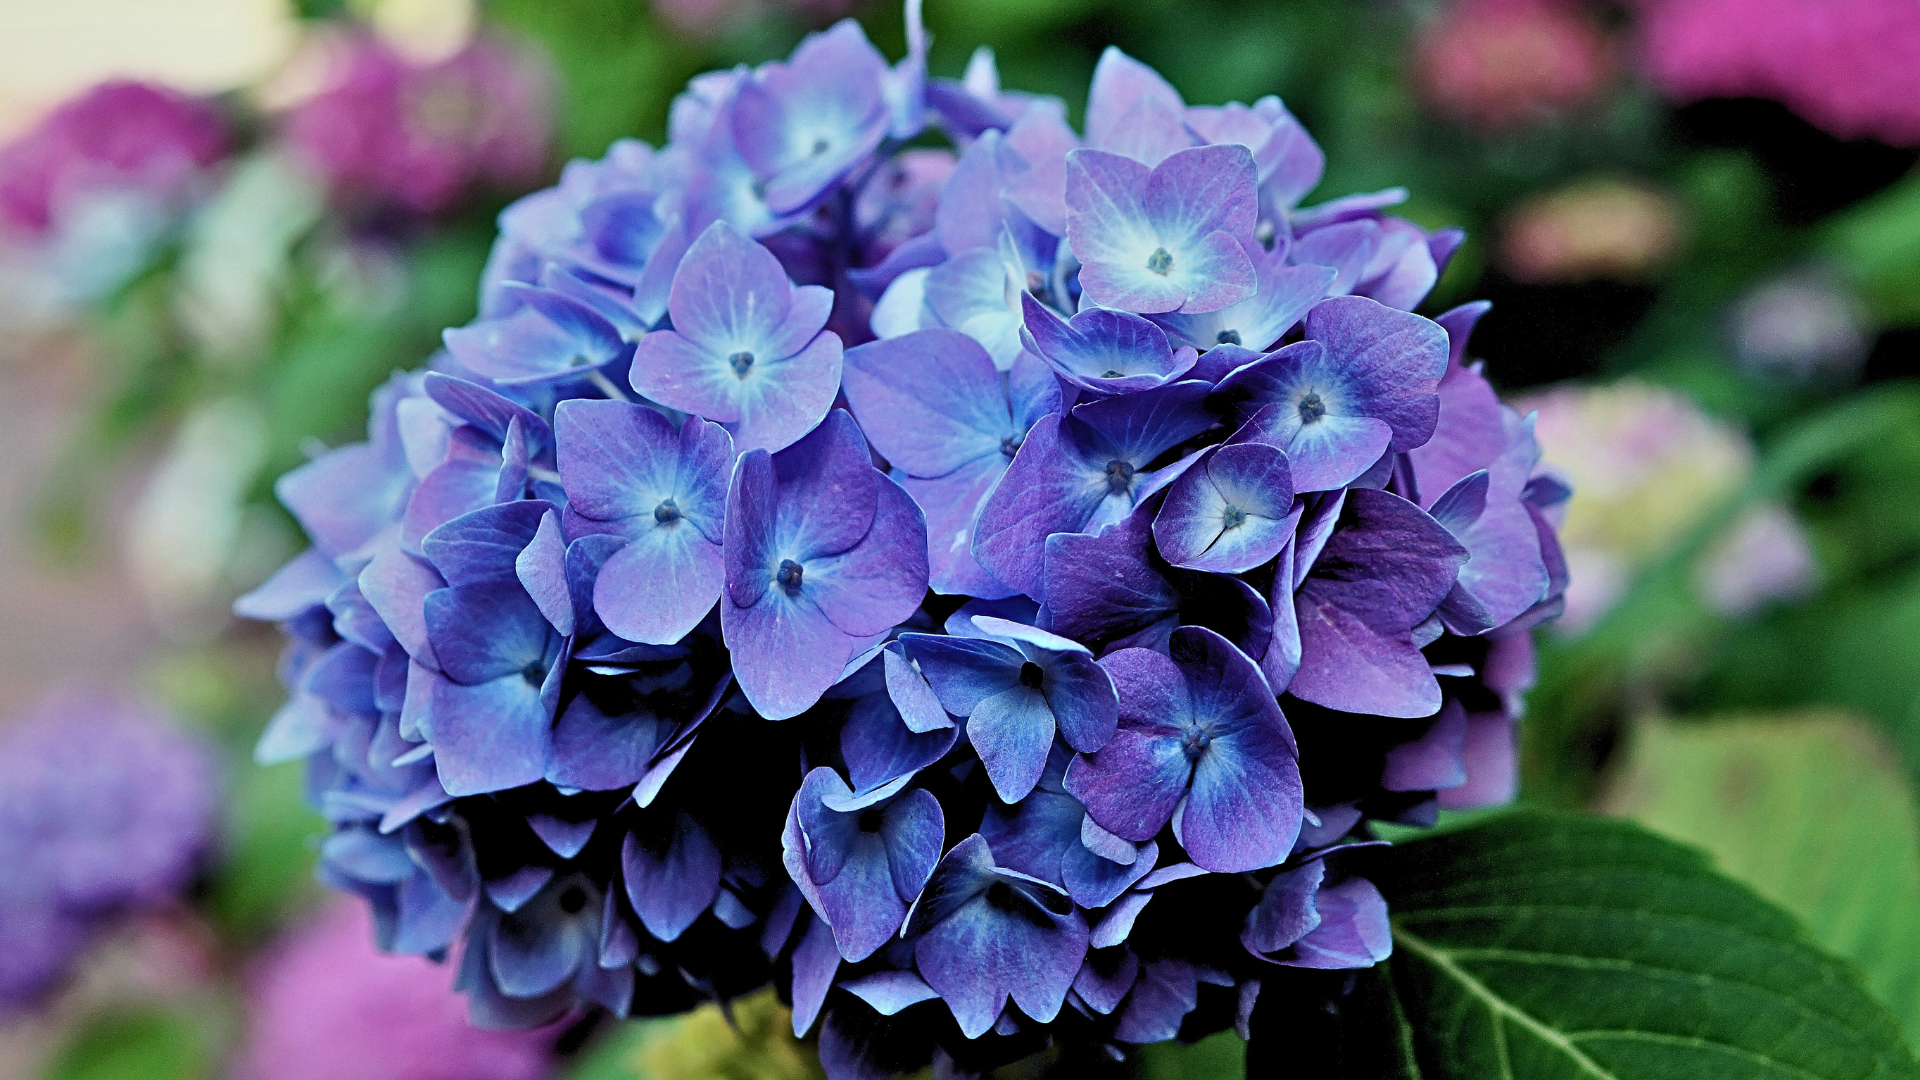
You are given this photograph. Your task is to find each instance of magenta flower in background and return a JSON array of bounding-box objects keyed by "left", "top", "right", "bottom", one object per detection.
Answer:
[
  {"left": 1636, "top": 0, "right": 1920, "bottom": 145},
  {"left": 234, "top": 900, "right": 561, "bottom": 1080},
  {"left": 1414, "top": 0, "right": 1613, "bottom": 128},
  {"left": 0, "top": 691, "right": 219, "bottom": 1011},
  {"left": 0, "top": 80, "right": 227, "bottom": 238},
  {"left": 282, "top": 31, "right": 554, "bottom": 216}
]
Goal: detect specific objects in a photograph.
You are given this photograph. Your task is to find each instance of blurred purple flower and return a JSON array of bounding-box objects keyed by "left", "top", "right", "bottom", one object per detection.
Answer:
[
  {"left": 282, "top": 31, "right": 553, "bottom": 216},
  {"left": 0, "top": 80, "right": 226, "bottom": 238},
  {"left": 0, "top": 691, "right": 218, "bottom": 1011}
]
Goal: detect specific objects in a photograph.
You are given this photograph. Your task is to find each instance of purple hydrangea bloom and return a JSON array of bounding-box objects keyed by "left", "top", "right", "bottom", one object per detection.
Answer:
[
  {"left": 1065, "top": 145, "right": 1258, "bottom": 315},
  {"left": 557, "top": 400, "right": 733, "bottom": 645},
  {"left": 897, "top": 616, "right": 1118, "bottom": 802},
  {"left": 1065, "top": 627, "right": 1302, "bottom": 873},
  {"left": 902, "top": 834, "right": 1089, "bottom": 1039},
  {"left": 238, "top": 11, "right": 1567, "bottom": 1073},
  {"left": 0, "top": 691, "right": 218, "bottom": 1011},
  {"left": 632, "top": 221, "right": 843, "bottom": 454},
  {"left": 722, "top": 410, "right": 928, "bottom": 719}
]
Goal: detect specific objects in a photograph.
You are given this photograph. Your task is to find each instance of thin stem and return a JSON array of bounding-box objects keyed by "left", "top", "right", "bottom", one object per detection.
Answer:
[{"left": 585, "top": 368, "right": 631, "bottom": 403}]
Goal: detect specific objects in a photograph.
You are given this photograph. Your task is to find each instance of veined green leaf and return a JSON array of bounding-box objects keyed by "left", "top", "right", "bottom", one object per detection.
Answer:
[
  {"left": 1602, "top": 713, "right": 1920, "bottom": 1044},
  {"left": 1368, "top": 810, "right": 1919, "bottom": 1079}
]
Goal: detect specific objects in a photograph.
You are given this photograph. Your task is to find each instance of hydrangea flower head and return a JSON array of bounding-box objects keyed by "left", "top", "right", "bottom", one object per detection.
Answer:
[
  {"left": 242, "top": 12, "right": 1568, "bottom": 1075},
  {"left": 0, "top": 80, "right": 228, "bottom": 305},
  {"left": 0, "top": 690, "right": 218, "bottom": 1011}
]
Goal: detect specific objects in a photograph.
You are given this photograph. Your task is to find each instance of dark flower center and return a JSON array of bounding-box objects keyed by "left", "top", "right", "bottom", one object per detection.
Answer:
[
  {"left": 1146, "top": 247, "right": 1173, "bottom": 275},
  {"left": 1215, "top": 329, "right": 1242, "bottom": 346},
  {"left": 1018, "top": 662, "right": 1045, "bottom": 690},
  {"left": 1105, "top": 459, "right": 1136, "bottom": 492},
  {"left": 654, "top": 498, "right": 681, "bottom": 524},
  {"left": 777, "top": 559, "right": 805, "bottom": 592},
  {"left": 1255, "top": 219, "right": 1277, "bottom": 250},
  {"left": 811, "top": 137, "right": 831, "bottom": 156},
  {"left": 523, "top": 661, "right": 548, "bottom": 686},
  {"left": 984, "top": 880, "right": 1021, "bottom": 912},
  {"left": 1222, "top": 504, "right": 1248, "bottom": 529},
  {"left": 1000, "top": 433, "right": 1023, "bottom": 458},
  {"left": 729, "top": 351, "right": 755, "bottom": 377},
  {"left": 1181, "top": 724, "right": 1212, "bottom": 760},
  {"left": 1101, "top": 369, "right": 1126, "bottom": 378},
  {"left": 857, "top": 808, "right": 886, "bottom": 833},
  {"left": 1025, "top": 270, "right": 1046, "bottom": 295},
  {"left": 558, "top": 885, "right": 587, "bottom": 914},
  {"left": 1298, "top": 391, "right": 1326, "bottom": 424}
]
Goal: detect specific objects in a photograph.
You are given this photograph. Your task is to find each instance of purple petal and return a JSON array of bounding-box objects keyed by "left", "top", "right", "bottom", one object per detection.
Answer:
[
  {"left": 1084, "top": 47, "right": 1184, "bottom": 151},
  {"left": 1063, "top": 648, "right": 1191, "bottom": 842},
  {"left": 516, "top": 510, "right": 574, "bottom": 636},
  {"left": 1290, "top": 489, "right": 1467, "bottom": 718},
  {"left": 1153, "top": 442, "right": 1295, "bottom": 573},
  {"left": 1383, "top": 700, "right": 1469, "bottom": 792},
  {"left": 840, "top": 328, "right": 1012, "bottom": 477},
  {"left": 622, "top": 813, "right": 721, "bottom": 942},
  {"left": 969, "top": 686, "right": 1056, "bottom": 802},
  {"left": 425, "top": 671, "right": 550, "bottom": 796},
  {"left": 593, "top": 521, "right": 724, "bottom": 645}
]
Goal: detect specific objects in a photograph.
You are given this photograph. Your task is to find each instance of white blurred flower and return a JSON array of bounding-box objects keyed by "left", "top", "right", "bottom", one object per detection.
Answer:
[{"left": 126, "top": 397, "right": 273, "bottom": 636}]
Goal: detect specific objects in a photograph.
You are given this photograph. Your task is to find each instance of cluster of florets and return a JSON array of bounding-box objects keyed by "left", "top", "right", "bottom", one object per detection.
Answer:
[
  {"left": 0, "top": 692, "right": 219, "bottom": 1010},
  {"left": 241, "top": 10, "right": 1567, "bottom": 1075}
]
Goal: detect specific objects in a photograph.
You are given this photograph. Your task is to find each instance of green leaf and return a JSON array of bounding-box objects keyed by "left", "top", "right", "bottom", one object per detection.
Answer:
[
  {"left": 44, "top": 1008, "right": 215, "bottom": 1080},
  {"left": 1369, "top": 810, "right": 1919, "bottom": 1079},
  {"left": 1602, "top": 714, "right": 1920, "bottom": 1045}
]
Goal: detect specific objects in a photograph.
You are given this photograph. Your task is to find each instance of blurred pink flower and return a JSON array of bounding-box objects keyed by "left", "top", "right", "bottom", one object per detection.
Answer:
[
  {"left": 1696, "top": 502, "right": 1817, "bottom": 617},
  {"left": 0, "top": 81, "right": 228, "bottom": 238},
  {"left": 281, "top": 32, "right": 553, "bottom": 216},
  {"left": 1414, "top": 0, "right": 1613, "bottom": 128},
  {"left": 233, "top": 901, "right": 559, "bottom": 1080},
  {"left": 1637, "top": 0, "right": 1920, "bottom": 145}
]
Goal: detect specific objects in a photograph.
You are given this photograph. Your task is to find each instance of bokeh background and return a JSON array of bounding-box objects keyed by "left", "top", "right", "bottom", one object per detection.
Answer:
[{"left": 1, "top": 0, "right": 1917, "bottom": 1077}]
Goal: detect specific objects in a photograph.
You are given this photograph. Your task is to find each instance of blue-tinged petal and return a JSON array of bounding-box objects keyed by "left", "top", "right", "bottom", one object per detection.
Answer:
[
  {"left": 622, "top": 812, "right": 721, "bottom": 942},
  {"left": 422, "top": 500, "right": 555, "bottom": 587},
  {"left": 895, "top": 633, "right": 1022, "bottom": 715},
  {"left": 423, "top": 581, "right": 552, "bottom": 684},
  {"left": 802, "top": 477, "right": 928, "bottom": 638},
  {"left": 841, "top": 328, "right": 1011, "bottom": 478},
  {"left": 840, "top": 970, "right": 941, "bottom": 1016},
  {"left": 424, "top": 671, "right": 550, "bottom": 796},
  {"left": 490, "top": 906, "right": 588, "bottom": 999},
  {"left": 1083, "top": 47, "right": 1184, "bottom": 152},
  {"left": 593, "top": 520, "right": 724, "bottom": 646},
  {"left": 1063, "top": 648, "right": 1191, "bottom": 843},
  {"left": 968, "top": 685, "right": 1056, "bottom": 802},
  {"left": 1153, "top": 442, "right": 1295, "bottom": 573},
  {"left": 1019, "top": 295, "right": 1192, "bottom": 395},
  {"left": 360, "top": 544, "right": 444, "bottom": 668},
  {"left": 516, "top": 510, "right": 574, "bottom": 637},
  {"left": 900, "top": 458, "right": 1018, "bottom": 598},
  {"left": 235, "top": 546, "right": 342, "bottom": 621},
  {"left": 1279, "top": 877, "right": 1391, "bottom": 969},
  {"left": 907, "top": 835, "right": 1088, "bottom": 1039},
  {"left": 276, "top": 442, "right": 412, "bottom": 560},
  {"left": 1290, "top": 488, "right": 1467, "bottom": 718},
  {"left": 1063, "top": 835, "right": 1157, "bottom": 910},
  {"left": 881, "top": 644, "right": 954, "bottom": 734},
  {"left": 555, "top": 399, "right": 680, "bottom": 523}
]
